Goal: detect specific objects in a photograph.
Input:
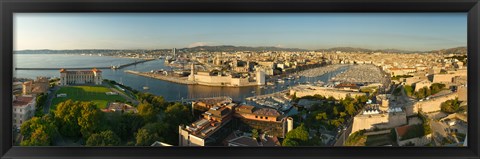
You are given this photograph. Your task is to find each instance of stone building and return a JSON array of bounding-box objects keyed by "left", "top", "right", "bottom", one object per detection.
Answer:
[
  {"left": 22, "top": 76, "right": 49, "bottom": 95},
  {"left": 60, "top": 68, "right": 102, "bottom": 86}
]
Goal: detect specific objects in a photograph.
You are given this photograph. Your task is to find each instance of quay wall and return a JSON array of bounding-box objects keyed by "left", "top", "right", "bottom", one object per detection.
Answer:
[{"left": 351, "top": 112, "right": 407, "bottom": 135}]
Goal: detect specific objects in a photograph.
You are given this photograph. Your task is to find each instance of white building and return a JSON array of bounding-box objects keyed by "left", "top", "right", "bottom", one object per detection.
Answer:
[
  {"left": 12, "top": 95, "right": 36, "bottom": 130},
  {"left": 256, "top": 70, "right": 266, "bottom": 85},
  {"left": 60, "top": 68, "right": 102, "bottom": 86}
]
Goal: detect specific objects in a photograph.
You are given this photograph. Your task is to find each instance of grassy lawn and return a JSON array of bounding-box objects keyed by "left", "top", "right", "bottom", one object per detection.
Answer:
[{"left": 51, "top": 85, "right": 126, "bottom": 110}]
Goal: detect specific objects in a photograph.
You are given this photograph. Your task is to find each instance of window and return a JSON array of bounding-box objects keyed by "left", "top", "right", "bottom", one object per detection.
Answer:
[
  {"left": 255, "top": 116, "right": 258, "bottom": 118},
  {"left": 265, "top": 117, "right": 268, "bottom": 120},
  {"left": 20, "top": 120, "right": 22, "bottom": 124},
  {"left": 20, "top": 109, "right": 22, "bottom": 112},
  {"left": 260, "top": 116, "right": 263, "bottom": 119}
]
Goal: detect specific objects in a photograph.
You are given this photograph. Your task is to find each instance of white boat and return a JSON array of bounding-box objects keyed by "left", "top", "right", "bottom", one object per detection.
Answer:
[{"left": 143, "top": 86, "right": 149, "bottom": 90}]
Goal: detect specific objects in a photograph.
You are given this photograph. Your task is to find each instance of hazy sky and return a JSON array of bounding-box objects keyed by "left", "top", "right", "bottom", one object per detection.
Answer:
[{"left": 14, "top": 13, "right": 467, "bottom": 51}]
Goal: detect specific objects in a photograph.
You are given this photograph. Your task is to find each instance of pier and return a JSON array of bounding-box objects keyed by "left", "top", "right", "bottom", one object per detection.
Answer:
[{"left": 15, "top": 58, "right": 155, "bottom": 70}]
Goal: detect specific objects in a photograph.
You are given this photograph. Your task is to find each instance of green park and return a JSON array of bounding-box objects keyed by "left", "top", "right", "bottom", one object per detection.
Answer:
[{"left": 51, "top": 85, "right": 126, "bottom": 110}]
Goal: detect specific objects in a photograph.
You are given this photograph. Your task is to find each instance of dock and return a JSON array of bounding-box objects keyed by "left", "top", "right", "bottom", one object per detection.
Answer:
[{"left": 15, "top": 58, "right": 155, "bottom": 70}]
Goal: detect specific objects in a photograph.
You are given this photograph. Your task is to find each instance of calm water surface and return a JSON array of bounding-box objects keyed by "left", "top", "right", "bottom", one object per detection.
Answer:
[{"left": 14, "top": 54, "right": 348, "bottom": 101}]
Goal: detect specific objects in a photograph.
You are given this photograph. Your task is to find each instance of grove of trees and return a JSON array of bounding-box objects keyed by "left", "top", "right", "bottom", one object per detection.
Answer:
[
  {"left": 411, "top": 83, "right": 446, "bottom": 99},
  {"left": 301, "top": 95, "right": 368, "bottom": 131},
  {"left": 282, "top": 124, "right": 309, "bottom": 146},
  {"left": 20, "top": 115, "right": 58, "bottom": 146},
  {"left": 440, "top": 98, "right": 463, "bottom": 114},
  {"left": 20, "top": 90, "right": 195, "bottom": 146},
  {"left": 34, "top": 93, "right": 47, "bottom": 117},
  {"left": 86, "top": 130, "right": 121, "bottom": 146}
]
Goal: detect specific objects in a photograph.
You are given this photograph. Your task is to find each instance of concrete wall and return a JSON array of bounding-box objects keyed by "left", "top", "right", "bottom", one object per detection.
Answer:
[
  {"left": 457, "top": 85, "right": 467, "bottom": 102},
  {"left": 231, "top": 78, "right": 250, "bottom": 86},
  {"left": 432, "top": 74, "right": 455, "bottom": 84},
  {"left": 404, "top": 77, "right": 424, "bottom": 86},
  {"left": 234, "top": 113, "right": 278, "bottom": 122},
  {"left": 411, "top": 92, "right": 458, "bottom": 114},
  {"left": 398, "top": 134, "right": 432, "bottom": 146},
  {"left": 291, "top": 87, "right": 366, "bottom": 100},
  {"left": 351, "top": 112, "right": 407, "bottom": 135},
  {"left": 178, "top": 126, "right": 205, "bottom": 146},
  {"left": 414, "top": 80, "right": 432, "bottom": 92}
]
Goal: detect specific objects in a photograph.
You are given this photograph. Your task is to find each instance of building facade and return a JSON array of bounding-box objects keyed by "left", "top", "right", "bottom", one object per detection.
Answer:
[
  {"left": 22, "top": 76, "right": 49, "bottom": 95},
  {"left": 12, "top": 95, "right": 36, "bottom": 130},
  {"left": 60, "top": 68, "right": 102, "bottom": 86}
]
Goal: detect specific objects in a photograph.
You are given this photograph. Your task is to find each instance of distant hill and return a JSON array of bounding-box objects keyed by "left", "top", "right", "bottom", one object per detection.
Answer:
[
  {"left": 433, "top": 46, "right": 467, "bottom": 54},
  {"left": 15, "top": 46, "right": 467, "bottom": 54},
  {"left": 315, "top": 47, "right": 420, "bottom": 53}
]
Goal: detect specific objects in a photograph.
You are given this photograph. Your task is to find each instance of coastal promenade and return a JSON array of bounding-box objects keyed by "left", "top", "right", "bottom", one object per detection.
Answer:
[{"left": 15, "top": 58, "right": 155, "bottom": 70}]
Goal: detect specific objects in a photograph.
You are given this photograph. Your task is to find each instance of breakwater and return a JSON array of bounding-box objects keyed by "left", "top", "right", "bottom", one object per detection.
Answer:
[{"left": 15, "top": 58, "right": 155, "bottom": 70}]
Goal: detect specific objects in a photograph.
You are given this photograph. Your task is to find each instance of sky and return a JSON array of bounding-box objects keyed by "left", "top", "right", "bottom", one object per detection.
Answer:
[{"left": 14, "top": 13, "right": 467, "bottom": 51}]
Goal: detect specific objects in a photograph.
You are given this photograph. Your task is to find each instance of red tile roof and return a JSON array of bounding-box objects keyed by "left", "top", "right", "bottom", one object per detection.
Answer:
[
  {"left": 395, "top": 125, "right": 412, "bottom": 137},
  {"left": 13, "top": 96, "right": 34, "bottom": 107}
]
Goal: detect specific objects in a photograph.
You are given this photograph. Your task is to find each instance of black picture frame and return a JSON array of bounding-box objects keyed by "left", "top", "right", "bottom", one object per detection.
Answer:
[{"left": 1, "top": 0, "right": 479, "bottom": 159}]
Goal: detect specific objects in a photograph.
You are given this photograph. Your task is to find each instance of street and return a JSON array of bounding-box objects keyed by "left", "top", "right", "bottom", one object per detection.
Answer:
[{"left": 44, "top": 86, "right": 60, "bottom": 114}]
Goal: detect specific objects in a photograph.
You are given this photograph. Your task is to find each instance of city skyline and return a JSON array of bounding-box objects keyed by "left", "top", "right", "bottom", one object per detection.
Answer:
[{"left": 14, "top": 13, "right": 466, "bottom": 51}]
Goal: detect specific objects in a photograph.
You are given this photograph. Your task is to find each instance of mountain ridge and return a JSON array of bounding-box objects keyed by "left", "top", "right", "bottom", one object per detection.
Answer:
[{"left": 15, "top": 46, "right": 467, "bottom": 54}]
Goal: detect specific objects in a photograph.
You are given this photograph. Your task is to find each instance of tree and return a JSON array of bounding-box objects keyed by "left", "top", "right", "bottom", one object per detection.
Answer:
[
  {"left": 252, "top": 129, "right": 259, "bottom": 140},
  {"left": 315, "top": 112, "right": 328, "bottom": 121},
  {"left": 135, "top": 123, "right": 168, "bottom": 146},
  {"left": 54, "top": 100, "right": 81, "bottom": 138},
  {"left": 164, "top": 103, "right": 193, "bottom": 127},
  {"left": 78, "top": 102, "right": 102, "bottom": 139},
  {"left": 137, "top": 102, "right": 156, "bottom": 122},
  {"left": 282, "top": 138, "right": 300, "bottom": 146},
  {"left": 20, "top": 115, "right": 57, "bottom": 146},
  {"left": 332, "top": 106, "right": 339, "bottom": 116},
  {"left": 34, "top": 93, "right": 47, "bottom": 117},
  {"left": 86, "top": 130, "right": 121, "bottom": 146},
  {"left": 345, "top": 130, "right": 367, "bottom": 146},
  {"left": 282, "top": 124, "right": 309, "bottom": 146},
  {"left": 441, "top": 98, "right": 461, "bottom": 113},
  {"left": 21, "top": 128, "right": 51, "bottom": 146},
  {"left": 404, "top": 85, "right": 414, "bottom": 97},
  {"left": 327, "top": 96, "right": 336, "bottom": 101},
  {"left": 54, "top": 100, "right": 102, "bottom": 139},
  {"left": 430, "top": 83, "right": 446, "bottom": 95},
  {"left": 355, "top": 95, "right": 368, "bottom": 104},
  {"left": 345, "top": 103, "right": 355, "bottom": 116},
  {"left": 162, "top": 103, "right": 193, "bottom": 144}
]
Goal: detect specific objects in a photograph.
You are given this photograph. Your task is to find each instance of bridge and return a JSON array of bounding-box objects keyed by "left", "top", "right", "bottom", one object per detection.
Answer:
[{"left": 15, "top": 58, "right": 155, "bottom": 70}]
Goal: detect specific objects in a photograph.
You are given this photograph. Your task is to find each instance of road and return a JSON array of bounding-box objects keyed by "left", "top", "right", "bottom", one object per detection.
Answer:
[
  {"left": 105, "top": 83, "right": 139, "bottom": 105},
  {"left": 333, "top": 118, "right": 354, "bottom": 146},
  {"left": 44, "top": 86, "right": 60, "bottom": 114}
]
